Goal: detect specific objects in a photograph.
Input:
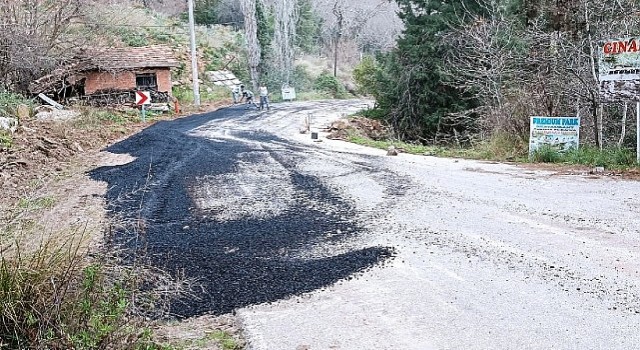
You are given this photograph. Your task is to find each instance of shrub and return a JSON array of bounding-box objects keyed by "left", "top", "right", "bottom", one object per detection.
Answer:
[
  {"left": 313, "top": 72, "right": 348, "bottom": 99},
  {"left": 563, "top": 146, "right": 636, "bottom": 168},
  {"left": 291, "top": 65, "right": 315, "bottom": 93},
  {"left": 353, "top": 56, "right": 380, "bottom": 96},
  {"left": 357, "top": 107, "right": 387, "bottom": 121},
  {"left": 0, "top": 130, "right": 12, "bottom": 148},
  {"left": 0, "top": 91, "right": 32, "bottom": 119},
  {"left": 476, "top": 132, "right": 528, "bottom": 161},
  {"left": 531, "top": 145, "right": 561, "bottom": 163}
]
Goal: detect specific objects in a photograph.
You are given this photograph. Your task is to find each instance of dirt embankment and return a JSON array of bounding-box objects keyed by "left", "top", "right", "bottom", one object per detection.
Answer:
[{"left": 0, "top": 103, "right": 228, "bottom": 206}]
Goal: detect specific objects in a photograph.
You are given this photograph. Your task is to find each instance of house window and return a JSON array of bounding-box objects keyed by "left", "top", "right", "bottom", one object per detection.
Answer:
[{"left": 136, "top": 73, "right": 158, "bottom": 90}]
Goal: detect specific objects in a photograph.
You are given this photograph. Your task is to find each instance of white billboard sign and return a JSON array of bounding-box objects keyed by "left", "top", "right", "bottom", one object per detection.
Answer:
[
  {"left": 529, "top": 117, "right": 580, "bottom": 155},
  {"left": 598, "top": 38, "right": 640, "bottom": 102}
]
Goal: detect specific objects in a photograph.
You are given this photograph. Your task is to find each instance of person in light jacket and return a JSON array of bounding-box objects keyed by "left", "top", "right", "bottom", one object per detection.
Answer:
[
  {"left": 231, "top": 85, "right": 241, "bottom": 104},
  {"left": 259, "top": 84, "right": 270, "bottom": 111}
]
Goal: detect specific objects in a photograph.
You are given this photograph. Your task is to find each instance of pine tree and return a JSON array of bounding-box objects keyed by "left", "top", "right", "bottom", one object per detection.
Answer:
[{"left": 373, "top": 0, "right": 481, "bottom": 143}]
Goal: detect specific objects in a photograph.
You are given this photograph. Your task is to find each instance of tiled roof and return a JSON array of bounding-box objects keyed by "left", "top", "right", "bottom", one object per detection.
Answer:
[{"left": 86, "top": 45, "right": 180, "bottom": 71}]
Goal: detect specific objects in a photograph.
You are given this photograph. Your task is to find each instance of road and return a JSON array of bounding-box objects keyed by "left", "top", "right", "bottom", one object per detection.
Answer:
[{"left": 91, "top": 100, "right": 640, "bottom": 349}]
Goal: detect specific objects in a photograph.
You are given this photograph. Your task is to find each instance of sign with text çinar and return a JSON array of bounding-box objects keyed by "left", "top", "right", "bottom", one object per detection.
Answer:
[
  {"left": 598, "top": 37, "right": 640, "bottom": 102},
  {"left": 529, "top": 117, "right": 580, "bottom": 156},
  {"left": 135, "top": 91, "right": 151, "bottom": 105}
]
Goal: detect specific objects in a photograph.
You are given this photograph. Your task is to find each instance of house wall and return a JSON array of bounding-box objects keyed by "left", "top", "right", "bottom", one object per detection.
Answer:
[
  {"left": 84, "top": 68, "right": 173, "bottom": 95},
  {"left": 156, "top": 69, "right": 172, "bottom": 94}
]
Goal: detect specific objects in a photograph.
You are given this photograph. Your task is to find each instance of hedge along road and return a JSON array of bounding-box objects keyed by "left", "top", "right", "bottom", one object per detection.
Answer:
[{"left": 91, "top": 100, "right": 640, "bottom": 349}]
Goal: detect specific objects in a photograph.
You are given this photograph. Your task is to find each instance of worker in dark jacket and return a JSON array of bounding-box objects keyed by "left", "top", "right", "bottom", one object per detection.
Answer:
[{"left": 242, "top": 88, "right": 258, "bottom": 109}]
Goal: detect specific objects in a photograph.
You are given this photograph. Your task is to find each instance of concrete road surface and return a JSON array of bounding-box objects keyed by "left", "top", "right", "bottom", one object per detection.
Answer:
[{"left": 93, "top": 100, "right": 640, "bottom": 350}]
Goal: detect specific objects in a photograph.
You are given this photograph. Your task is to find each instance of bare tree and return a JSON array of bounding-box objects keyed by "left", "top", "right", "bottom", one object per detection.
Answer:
[
  {"left": 315, "top": 0, "right": 399, "bottom": 75},
  {"left": 0, "top": 0, "right": 83, "bottom": 92},
  {"left": 445, "top": 0, "right": 640, "bottom": 147},
  {"left": 263, "top": 0, "right": 297, "bottom": 85}
]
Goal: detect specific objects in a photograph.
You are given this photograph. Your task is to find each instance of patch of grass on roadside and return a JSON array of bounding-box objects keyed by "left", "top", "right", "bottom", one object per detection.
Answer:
[
  {"left": 0, "top": 130, "right": 13, "bottom": 148},
  {"left": 17, "top": 196, "right": 56, "bottom": 211},
  {"left": 348, "top": 133, "right": 491, "bottom": 159},
  {"left": 171, "top": 330, "right": 240, "bottom": 350},
  {"left": 73, "top": 108, "right": 139, "bottom": 129},
  {"left": 0, "top": 91, "right": 33, "bottom": 118},
  {"left": 207, "top": 330, "right": 241, "bottom": 350},
  {"left": 531, "top": 145, "right": 638, "bottom": 169},
  {"left": 173, "top": 85, "right": 230, "bottom": 105},
  {"left": 0, "top": 230, "right": 174, "bottom": 350},
  {"left": 294, "top": 90, "right": 336, "bottom": 101}
]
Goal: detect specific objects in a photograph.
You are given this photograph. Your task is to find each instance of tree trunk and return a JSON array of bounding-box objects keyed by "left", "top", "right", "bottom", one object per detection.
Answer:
[
  {"left": 240, "top": 0, "right": 261, "bottom": 91},
  {"left": 619, "top": 102, "right": 628, "bottom": 147}
]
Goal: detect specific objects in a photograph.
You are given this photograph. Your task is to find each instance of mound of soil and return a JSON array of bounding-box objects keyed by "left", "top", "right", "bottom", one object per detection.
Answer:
[{"left": 326, "top": 117, "right": 388, "bottom": 141}]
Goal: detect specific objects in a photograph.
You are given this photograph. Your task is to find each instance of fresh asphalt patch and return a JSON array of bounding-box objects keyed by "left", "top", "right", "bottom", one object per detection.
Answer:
[{"left": 90, "top": 107, "right": 394, "bottom": 318}]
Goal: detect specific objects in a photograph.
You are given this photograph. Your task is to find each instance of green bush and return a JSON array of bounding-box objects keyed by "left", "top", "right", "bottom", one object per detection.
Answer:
[
  {"left": 475, "top": 133, "right": 528, "bottom": 161},
  {"left": 118, "top": 28, "right": 148, "bottom": 47},
  {"left": 313, "top": 72, "right": 348, "bottom": 99},
  {"left": 357, "top": 107, "right": 387, "bottom": 120},
  {"left": 531, "top": 145, "right": 637, "bottom": 168},
  {"left": 563, "top": 146, "right": 636, "bottom": 167},
  {"left": 531, "top": 145, "right": 562, "bottom": 163},
  {"left": 0, "top": 130, "right": 13, "bottom": 148},
  {"left": 353, "top": 56, "right": 380, "bottom": 96},
  {"left": 291, "top": 65, "right": 315, "bottom": 93},
  {"left": 0, "top": 91, "right": 32, "bottom": 119},
  {"left": 173, "top": 85, "right": 230, "bottom": 104}
]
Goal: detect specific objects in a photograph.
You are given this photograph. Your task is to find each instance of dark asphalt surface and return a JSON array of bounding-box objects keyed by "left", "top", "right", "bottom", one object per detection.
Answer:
[{"left": 89, "top": 105, "right": 393, "bottom": 318}]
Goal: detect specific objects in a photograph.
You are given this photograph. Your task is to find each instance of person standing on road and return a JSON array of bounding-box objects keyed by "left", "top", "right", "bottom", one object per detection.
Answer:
[
  {"left": 259, "top": 84, "right": 270, "bottom": 111},
  {"left": 231, "top": 85, "right": 241, "bottom": 104}
]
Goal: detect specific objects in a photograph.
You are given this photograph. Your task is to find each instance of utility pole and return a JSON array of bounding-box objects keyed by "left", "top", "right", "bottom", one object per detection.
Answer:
[
  {"left": 332, "top": 3, "right": 343, "bottom": 78},
  {"left": 188, "top": 0, "right": 201, "bottom": 106}
]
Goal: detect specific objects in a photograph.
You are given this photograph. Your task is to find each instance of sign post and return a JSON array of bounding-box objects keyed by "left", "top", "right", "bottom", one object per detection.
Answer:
[
  {"left": 135, "top": 91, "right": 151, "bottom": 122},
  {"left": 637, "top": 102, "right": 640, "bottom": 164}
]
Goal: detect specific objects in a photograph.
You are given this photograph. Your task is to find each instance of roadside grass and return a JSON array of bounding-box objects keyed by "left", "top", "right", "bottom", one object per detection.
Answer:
[
  {"left": 531, "top": 145, "right": 638, "bottom": 169},
  {"left": 348, "top": 124, "right": 638, "bottom": 170},
  {"left": 294, "top": 90, "right": 339, "bottom": 101},
  {"left": 207, "top": 330, "right": 241, "bottom": 350},
  {"left": 173, "top": 85, "right": 230, "bottom": 105},
  {"left": 0, "top": 177, "right": 184, "bottom": 350},
  {"left": 347, "top": 132, "right": 527, "bottom": 160},
  {"left": 165, "top": 330, "right": 241, "bottom": 350},
  {"left": 0, "top": 91, "right": 33, "bottom": 119},
  {"left": 17, "top": 196, "right": 56, "bottom": 211},
  {"left": 0, "top": 228, "right": 172, "bottom": 350},
  {"left": 0, "top": 130, "right": 12, "bottom": 148}
]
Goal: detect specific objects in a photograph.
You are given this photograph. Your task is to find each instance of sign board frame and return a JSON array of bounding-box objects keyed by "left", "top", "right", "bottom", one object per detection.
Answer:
[
  {"left": 529, "top": 116, "right": 580, "bottom": 156},
  {"left": 281, "top": 87, "right": 296, "bottom": 101}
]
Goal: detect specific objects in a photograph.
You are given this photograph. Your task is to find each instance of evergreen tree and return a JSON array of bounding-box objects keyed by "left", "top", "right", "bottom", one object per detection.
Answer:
[
  {"left": 295, "top": 0, "right": 322, "bottom": 54},
  {"left": 191, "top": 0, "right": 220, "bottom": 25},
  {"left": 372, "top": 0, "right": 482, "bottom": 143},
  {"left": 256, "top": 1, "right": 275, "bottom": 61}
]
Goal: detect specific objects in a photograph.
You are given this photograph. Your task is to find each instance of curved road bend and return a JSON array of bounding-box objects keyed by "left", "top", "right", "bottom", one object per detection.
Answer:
[{"left": 91, "top": 100, "right": 640, "bottom": 349}]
